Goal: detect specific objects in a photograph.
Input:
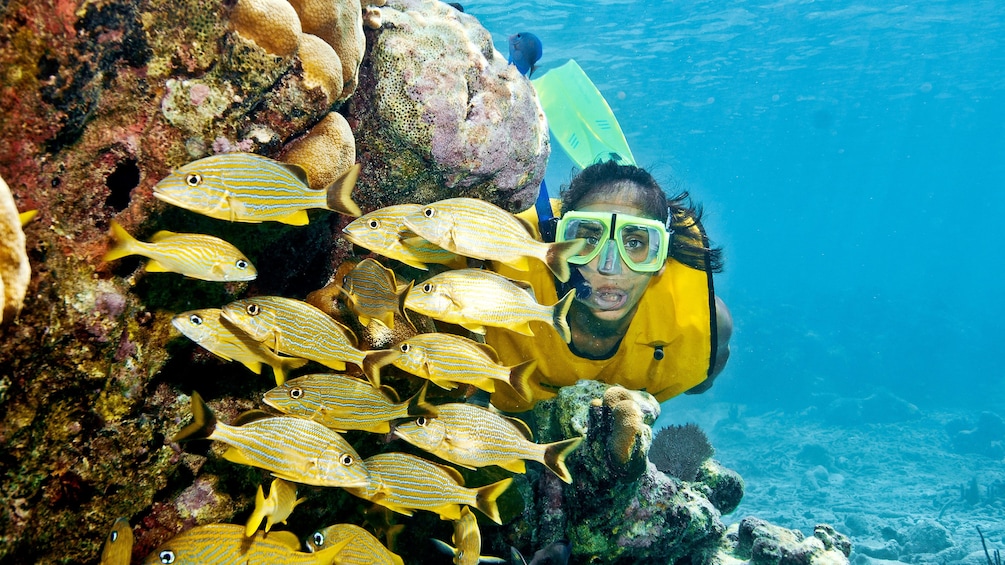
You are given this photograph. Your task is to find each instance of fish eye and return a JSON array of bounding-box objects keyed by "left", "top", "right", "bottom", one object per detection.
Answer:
[
  {"left": 399, "top": 343, "right": 410, "bottom": 353},
  {"left": 159, "top": 550, "right": 176, "bottom": 564},
  {"left": 422, "top": 283, "right": 433, "bottom": 293},
  {"left": 109, "top": 531, "right": 118, "bottom": 542},
  {"left": 246, "top": 303, "right": 260, "bottom": 316},
  {"left": 289, "top": 387, "right": 303, "bottom": 399},
  {"left": 423, "top": 207, "right": 435, "bottom": 218},
  {"left": 416, "top": 417, "right": 428, "bottom": 427},
  {"left": 367, "top": 219, "right": 379, "bottom": 229},
  {"left": 340, "top": 453, "right": 355, "bottom": 466},
  {"left": 235, "top": 259, "right": 248, "bottom": 270},
  {"left": 188, "top": 314, "right": 203, "bottom": 325},
  {"left": 313, "top": 531, "right": 325, "bottom": 547},
  {"left": 185, "top": 173, "right": 202, "bottom": 187}
]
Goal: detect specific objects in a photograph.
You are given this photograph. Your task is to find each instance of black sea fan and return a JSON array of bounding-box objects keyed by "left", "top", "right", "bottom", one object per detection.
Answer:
[{"left": 649, "top": 423, "right": 714, "bottom": 481}]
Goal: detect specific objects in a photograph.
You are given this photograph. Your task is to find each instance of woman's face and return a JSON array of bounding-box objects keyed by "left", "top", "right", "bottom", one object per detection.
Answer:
[{"left": 571, "top": 191, "right": 663, "bottom": 325}]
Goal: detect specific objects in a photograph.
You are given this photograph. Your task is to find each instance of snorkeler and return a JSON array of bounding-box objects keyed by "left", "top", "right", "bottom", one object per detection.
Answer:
[{"left": 484, "top": 160, "right": 732, "bottom": 411}]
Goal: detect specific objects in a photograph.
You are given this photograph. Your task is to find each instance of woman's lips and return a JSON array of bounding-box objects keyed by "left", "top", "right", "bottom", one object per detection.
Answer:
[{"left": 589, "top": 286, "right": 628, "bottom": 311}]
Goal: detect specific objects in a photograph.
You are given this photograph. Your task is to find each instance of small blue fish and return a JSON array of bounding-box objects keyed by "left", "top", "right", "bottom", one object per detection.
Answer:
[{"left": 508, "top": 33, "right": 542, "bottom": 77}]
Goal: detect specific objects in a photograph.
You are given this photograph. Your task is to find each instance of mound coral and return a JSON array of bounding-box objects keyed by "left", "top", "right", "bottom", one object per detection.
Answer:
[
  {"left": 230, "top": 0, "right": 303, "bottom": 57},
  {"left": 287, "top": 0, "right": 366, "bottom": 102},
  {"left": 0, "top": 175, "right": 30, "bottom": 323},
  {"left": 297, "top": 33, "right": 345, "bottom": 106},
  {"left": 280, "top": 111, "right": 356, "bottom": 190},
  {"left": 347, "top": 0, "right": 549, "bottom": 212}
]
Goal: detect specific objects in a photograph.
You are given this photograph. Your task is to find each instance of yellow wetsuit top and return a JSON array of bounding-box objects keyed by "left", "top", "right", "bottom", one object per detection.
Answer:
[{"left": 484, "top": 203, "right": 718, "bottom": 412}]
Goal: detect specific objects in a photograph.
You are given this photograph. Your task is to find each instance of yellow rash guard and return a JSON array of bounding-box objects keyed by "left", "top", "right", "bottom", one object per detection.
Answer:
[{"left": 484, "top": 203, "right": 717, "bottom": 412}]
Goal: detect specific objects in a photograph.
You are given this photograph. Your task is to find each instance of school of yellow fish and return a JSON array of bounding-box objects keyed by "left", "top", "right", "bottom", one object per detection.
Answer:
[{"left": 100, "top": 152, "right": 585, "bottom": 564}]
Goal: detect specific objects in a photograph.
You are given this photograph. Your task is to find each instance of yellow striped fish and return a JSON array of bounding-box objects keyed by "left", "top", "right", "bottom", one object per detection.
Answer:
[
  {"left": 404, "top": 269, "right": 575, "bottom": 343},
  {"left": 305, "top": 523, "right": 405, "bottom": 565},
  {"left": 172, "top": 309, "right": 308, "bottom": 385},
  {"left": 393, "top": 403, "right": 583, "bottom": 484},
  {"left": 262, "top": 373, "right": 436, "bottom": 434},
  {"left": 340, "top": 258, "right": 410, "bottom": 330},
  {"left": 173, "top": 392, "right": 370, "bottom": 488},
  {"left": 341, "top": 204, "right": 465, "bottom": 270},
  {"left": 402, "top": 197, "right": 586, "bottom": 282},
  {"left": 140, "top": 523, "right": 350, "bottom": 565},
  {"left": 245, "top": 478, "right": 305, "bottom": 537},
  {"left": 372, "top": 332, "right": 534, "bottom": 401},
  {"left": 344, "top": 452, "right": 512, "bottom": 524},
  {"left": 152, "top": 153, "right": 362, "bottom": 225},
  {"left": 431, "top": 507, "right": 507, "bottom": 565},
  {"left": 220, "top": 296, "right": 384, "bottom": 385},
  {"left": 103, "top": 220, "right": 257, "bottom": 282},
  {"left": 99, "top": 517, "right": 133, "bottom": 565}
]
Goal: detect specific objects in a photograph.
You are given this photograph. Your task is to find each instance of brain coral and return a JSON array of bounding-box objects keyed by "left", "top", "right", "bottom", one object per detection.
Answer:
[
  {"left": 347, "top": 0, "right": 549, "bottom": 212},
  {"left": 287, "top": 0, "right": 366, "bottom": 102}
]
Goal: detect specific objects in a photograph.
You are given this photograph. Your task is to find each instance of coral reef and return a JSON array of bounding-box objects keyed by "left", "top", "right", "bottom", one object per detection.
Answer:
[
  {"left": 0, "top": 0, "right": 850, "bottom": 563},
  {"left": 346, "top": 0, "right": 549, "bottom": 212},
  {"left": 719, "top": 518, "right": 852, "bottom": 565}
]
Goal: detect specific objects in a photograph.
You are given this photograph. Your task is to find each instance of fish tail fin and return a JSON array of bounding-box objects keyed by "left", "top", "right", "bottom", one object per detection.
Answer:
[
  {"left": 552, "top": 289, "right": 576, "bottom": 343},
  {"left": 325, "top": 163, "right": 363, "bottom": 217},
  {"left": 474, "top": 478, "right": 513, "bottom": 525},
  {"left": 543, "top": 436, "right": 584, "bottom": 484},
  {"left": 507, "top": 359, "right": 536, "bottom": 402},
  {"left": 103, "top": 220, "right": 140, "bottom": 262},
  {"left": 544, "top": 238, "right": 587, "bottom": 282},
  {"left": 405, "top": 382, "right": 439, "bottom": 419},
  {"left": 173, "top": 391, "right": 217, "bottom": 442},
  {"left": 361, "top": 348, "right": 401, "bottom": 388},
  {"left": 244, "top": 485, "right": 267, "bottom": 537},
  {"left": 272, "top": 356, "right": 309, "bottom": 386}
]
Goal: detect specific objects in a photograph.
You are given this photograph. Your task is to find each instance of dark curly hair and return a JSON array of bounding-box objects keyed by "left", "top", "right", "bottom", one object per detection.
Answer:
[{"left": 560, "top": 160, "right": 724, "bottom": 273}]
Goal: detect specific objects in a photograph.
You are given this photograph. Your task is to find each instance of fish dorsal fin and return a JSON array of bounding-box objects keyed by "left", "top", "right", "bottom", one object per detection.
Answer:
[
  {"left": 380, "top": 385, "right": 401, "bottom": 403},
  {"left": 474, "top": 342, "right": 500, "bottom": 362},
  {"left": 504, "top": 416, "right": 535, "bottom": 441},
  {"left": 149, "top": 230, "right": 178, "bottom": 242},
  {"left": 264, "top": 530, "right": 302, "bottom": 550},
  {"left": 279, "top": 162, "right": 311, "bottom": 186},
  {"left": 514, "top": 214, "right": 537, "bottom": 236},
  {"left": 233, "top": 409, "right": 275, "bottom": 426}
]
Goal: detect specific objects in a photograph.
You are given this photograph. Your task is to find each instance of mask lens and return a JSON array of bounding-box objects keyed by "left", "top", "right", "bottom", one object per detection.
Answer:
[
  {"left": 618, "top": 223, "right": 663, "bottom": 269},
  {"left": 562, "top": 218, "right": 607, "bottom": 264}
]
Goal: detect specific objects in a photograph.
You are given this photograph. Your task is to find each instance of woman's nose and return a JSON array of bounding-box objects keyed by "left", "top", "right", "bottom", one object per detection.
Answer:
[{"left": 597, "top": 239, "right": 623, "bottom": 275}]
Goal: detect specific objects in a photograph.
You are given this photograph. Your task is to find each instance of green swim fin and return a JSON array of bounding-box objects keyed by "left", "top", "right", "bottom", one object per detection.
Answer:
[{"left": 532, "top": 59, "right": 636, "bottom": 169}]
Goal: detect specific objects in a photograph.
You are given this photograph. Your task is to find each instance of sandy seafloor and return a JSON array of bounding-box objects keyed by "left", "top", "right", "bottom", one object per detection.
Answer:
[{"left": 658, "top": 400, "right": 1005, "bottom": 565}]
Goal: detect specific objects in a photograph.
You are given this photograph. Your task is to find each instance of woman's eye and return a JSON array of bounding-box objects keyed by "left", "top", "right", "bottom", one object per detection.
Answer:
[{"left": 586, "top": 236, "right": 600, "bottom": 246}]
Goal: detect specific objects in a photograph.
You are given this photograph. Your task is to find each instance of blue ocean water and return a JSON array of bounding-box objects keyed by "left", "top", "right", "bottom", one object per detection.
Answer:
[{"left": 472, "top": 0, "right": 1005, "bottom": 412}]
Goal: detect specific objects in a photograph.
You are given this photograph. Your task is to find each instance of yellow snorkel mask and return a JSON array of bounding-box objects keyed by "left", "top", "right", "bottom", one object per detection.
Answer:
[{"left": 556, "top": 211, "right": 672, "bottom": 273}]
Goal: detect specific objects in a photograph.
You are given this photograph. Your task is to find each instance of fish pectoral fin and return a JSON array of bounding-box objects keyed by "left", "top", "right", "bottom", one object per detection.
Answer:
[
  {"left": 459, "top": 322, "right": 487, "bottom": 335},
  {"left": 277, "top": 210, "right": 310, "bottom": 226},
  {"left": 144, "top": 260, "right": 170, "bottom": 273},
  {"left": 222, "top": 447, "right": 257, "bottom": 467}
]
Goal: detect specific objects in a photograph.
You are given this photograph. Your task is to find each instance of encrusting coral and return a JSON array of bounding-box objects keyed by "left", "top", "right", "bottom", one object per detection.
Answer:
[{"left": 0, "top": 175, "right": 30, "bottom": 323}]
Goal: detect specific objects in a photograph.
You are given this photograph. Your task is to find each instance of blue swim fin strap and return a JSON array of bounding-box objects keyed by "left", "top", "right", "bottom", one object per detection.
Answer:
[{"left": 535, "top": 179, "right": 558, "bottom": 243}]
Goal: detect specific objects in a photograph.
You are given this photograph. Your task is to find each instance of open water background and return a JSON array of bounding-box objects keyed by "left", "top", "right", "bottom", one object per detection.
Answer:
[{"left": 472, "top": 0, "right": 1005, "bottom": 413}]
